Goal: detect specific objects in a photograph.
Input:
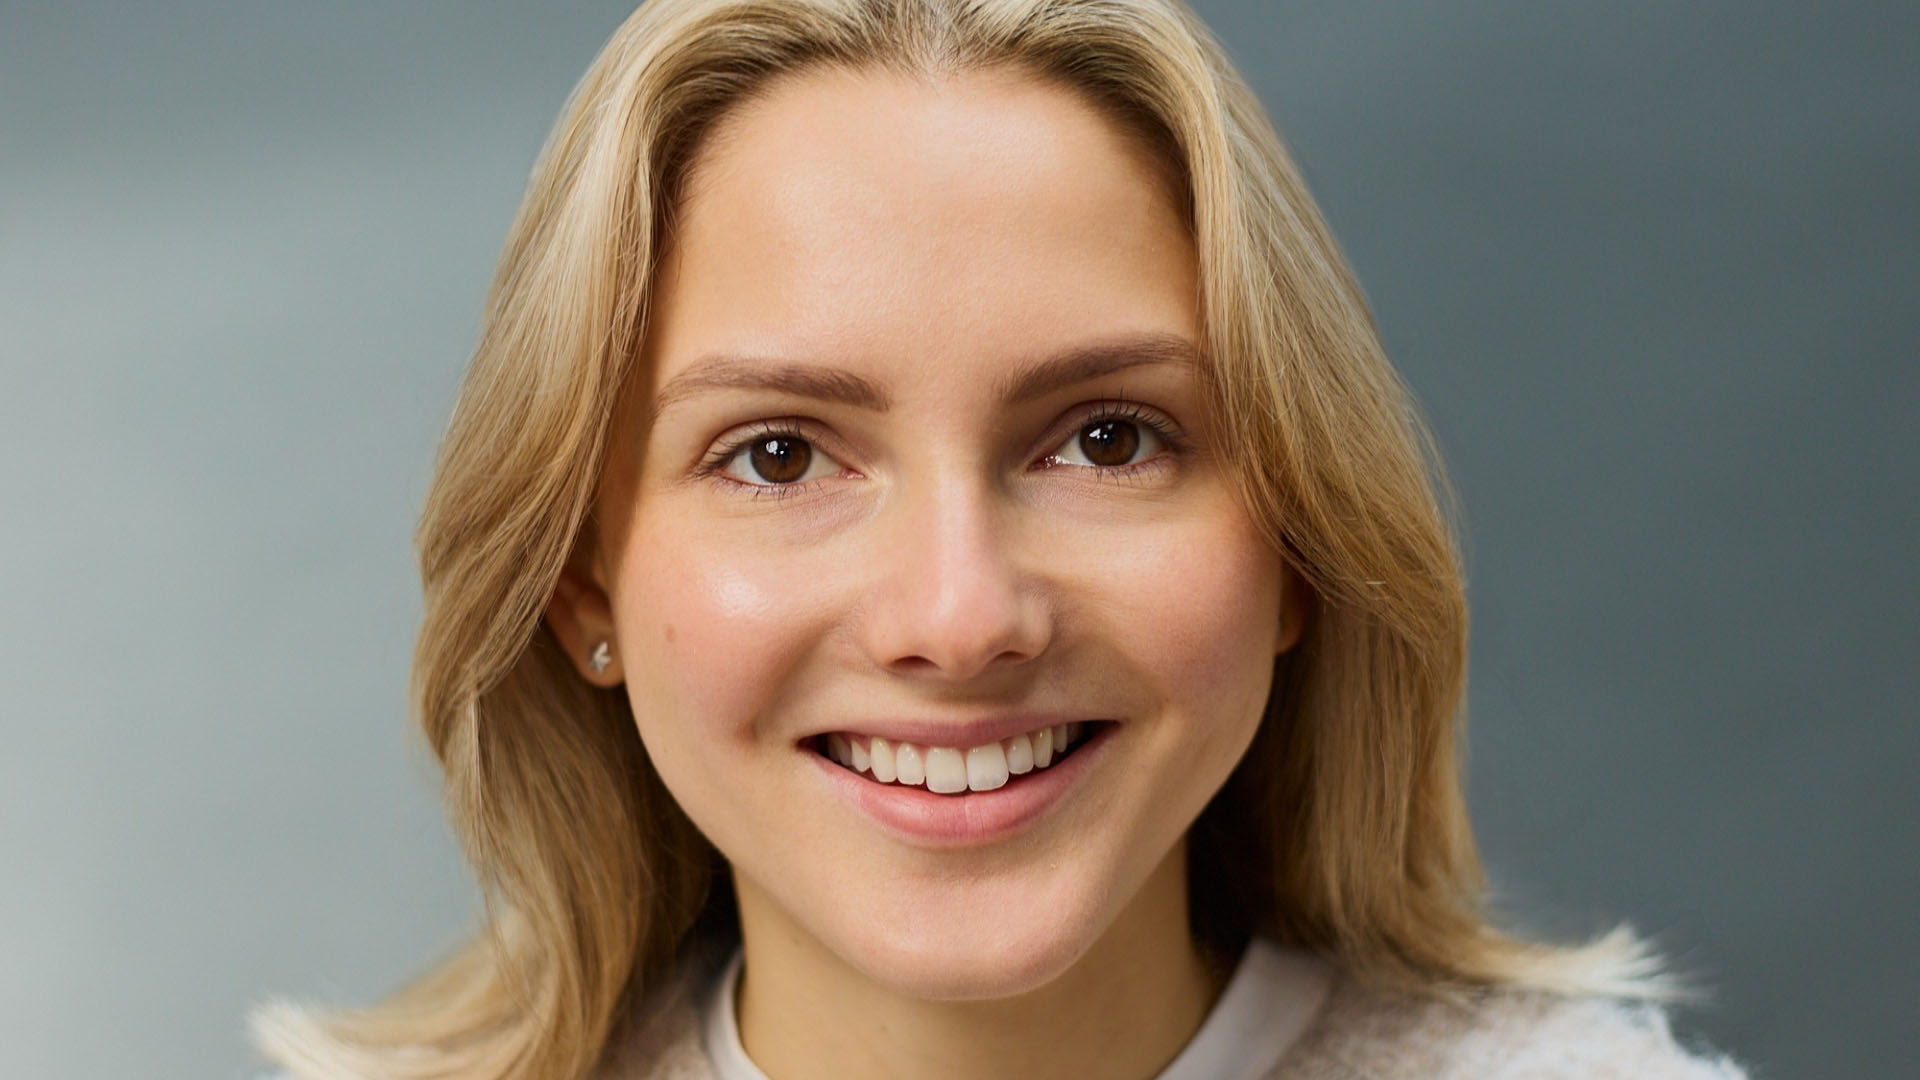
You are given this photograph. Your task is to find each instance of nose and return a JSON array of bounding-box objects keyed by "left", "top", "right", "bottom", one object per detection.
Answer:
[{"left": 860, "top": 472, "right": 1051, "bottom": 684}]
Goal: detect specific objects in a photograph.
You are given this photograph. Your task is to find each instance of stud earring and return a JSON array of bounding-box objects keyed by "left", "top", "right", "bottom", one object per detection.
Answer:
[{"left": 587, "top": 640, "right": 612, "bottom": 675}]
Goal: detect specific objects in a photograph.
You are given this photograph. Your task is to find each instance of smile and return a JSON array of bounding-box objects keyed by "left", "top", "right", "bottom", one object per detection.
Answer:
[
  {"left": 808, "top": 719, "right": 1117, "bottom": 847},
  {"left": 815, "top": 722, "right": 1093, "bottom": 794}
]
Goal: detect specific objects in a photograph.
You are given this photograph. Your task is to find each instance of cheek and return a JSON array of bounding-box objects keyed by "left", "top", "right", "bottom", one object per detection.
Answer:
[
  {"left": 1094, "top": 508, "right": 1283, "bottom": 713},
  {"left": 611, "top": 517, "right": 828, "bottom": 754}
]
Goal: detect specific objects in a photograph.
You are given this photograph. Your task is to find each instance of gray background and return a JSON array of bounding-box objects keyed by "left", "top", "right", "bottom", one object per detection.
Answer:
[{"left": 2, "top": 2, "right": 1912, "bottom": 1078}]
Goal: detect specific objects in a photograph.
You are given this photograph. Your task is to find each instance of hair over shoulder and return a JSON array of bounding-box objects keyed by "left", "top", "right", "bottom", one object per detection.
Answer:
[{"left": 251, "top": 2, "right": 1691, "bottom": 1077}]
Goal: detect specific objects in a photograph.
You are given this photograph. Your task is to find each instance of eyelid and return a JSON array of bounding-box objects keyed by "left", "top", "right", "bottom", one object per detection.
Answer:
[
  {"left": 697, "top": 417, "right": 851, "bottom": 490},
  {"left": 1045, "top": 397, "right": 1186, "bottom": 459}
]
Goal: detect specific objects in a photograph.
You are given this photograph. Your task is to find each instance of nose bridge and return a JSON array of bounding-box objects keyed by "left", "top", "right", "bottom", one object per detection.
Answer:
[{"left": 864, "top": 458, "right": 1045, "bottom": 681}]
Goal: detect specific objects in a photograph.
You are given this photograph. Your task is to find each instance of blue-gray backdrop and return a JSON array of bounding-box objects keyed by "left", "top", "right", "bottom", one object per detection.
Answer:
[{"left": 3, "top": 3, "right": 1913, "bottom": 1078}]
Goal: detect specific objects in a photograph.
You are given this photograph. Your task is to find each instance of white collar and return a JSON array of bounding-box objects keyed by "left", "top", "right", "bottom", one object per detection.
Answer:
[{"left": 699, "top": 937, "right": 1335, "bottom": 1080}]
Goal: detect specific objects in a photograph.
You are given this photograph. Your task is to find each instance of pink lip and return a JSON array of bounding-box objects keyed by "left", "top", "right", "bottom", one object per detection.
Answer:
[
  {"left": 809, "top": 723, "right": 1115, "bottom": 848},
  {"left": 806, "top": 713, "right": 1091, "bottom": 749}
]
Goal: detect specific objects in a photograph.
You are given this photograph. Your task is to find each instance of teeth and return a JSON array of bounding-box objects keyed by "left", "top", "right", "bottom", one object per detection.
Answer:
[
  {"left": 823, "top": 723, "right": 1098, "bottom": 794},
  {"left": 869, "top": 736, "right": 897, "bottom": 782},
  {"left": 925, "top": 747, "right": 968, "bottom": 793},
  {"left": 894, "top": 742, "right": 925, "bottom": 786},
  {"left": 1006, "top": 733, "right": 1033, "bottom": 774},
  {"left": 966, "top": 742, "right": 1009, "bottom": 791}
]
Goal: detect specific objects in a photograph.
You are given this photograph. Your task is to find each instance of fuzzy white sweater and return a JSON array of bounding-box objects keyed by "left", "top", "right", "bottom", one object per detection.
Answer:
[
  {"left": 581, "top": 943, "right": 1752, "bottom": 1080},
  {"left": 261, "top": 942, "right": 1752, "bottom": 1079}
]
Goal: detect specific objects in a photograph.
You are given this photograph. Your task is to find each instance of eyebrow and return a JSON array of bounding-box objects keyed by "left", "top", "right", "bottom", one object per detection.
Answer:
[{"left": 646, "top": 331, "right": 1204, "bottom": 426}]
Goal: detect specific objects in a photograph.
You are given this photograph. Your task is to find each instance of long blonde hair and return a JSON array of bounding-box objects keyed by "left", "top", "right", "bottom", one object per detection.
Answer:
[{"left": 251, "top": 1, "right": 1691, "bottom": 1076}]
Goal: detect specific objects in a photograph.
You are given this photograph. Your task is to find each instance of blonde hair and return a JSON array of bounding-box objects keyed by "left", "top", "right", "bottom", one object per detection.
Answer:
[{"left": 251, "top": 1, "right": 1693, "bottom": 1076}]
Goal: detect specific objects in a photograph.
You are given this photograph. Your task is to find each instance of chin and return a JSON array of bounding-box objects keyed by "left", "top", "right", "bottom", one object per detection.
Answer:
[{"left": 823, "top": 875, "right": 1108, "bottom": 1002}]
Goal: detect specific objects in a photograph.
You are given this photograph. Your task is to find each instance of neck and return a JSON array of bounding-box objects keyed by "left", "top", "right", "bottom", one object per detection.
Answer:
[{"left": 731, "top": 839, "right": 1225, "bottom": 1080}]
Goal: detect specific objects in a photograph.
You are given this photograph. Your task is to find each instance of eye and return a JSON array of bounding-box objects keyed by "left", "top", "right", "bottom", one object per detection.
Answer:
[
  {"left": 1041, "top": 404, "right": 1177, "bottom": 471},
  {"left": 706, "top": 427, "right": 843, "bottom": 491},
  {"left": 696, "top": 400, "right": 1186, "bottom": 501}
]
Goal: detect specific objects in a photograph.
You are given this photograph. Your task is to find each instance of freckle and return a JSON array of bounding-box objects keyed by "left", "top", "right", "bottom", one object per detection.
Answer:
[{"left": 664, "top": 623, "right": 677, "bottom": 645}]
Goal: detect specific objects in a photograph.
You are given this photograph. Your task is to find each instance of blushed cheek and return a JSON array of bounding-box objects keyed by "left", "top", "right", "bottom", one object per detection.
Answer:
[
  {"left": 1138, "top": 519, "right": 1282, "bottom": 732},
  {"left": 619, "top": 535, "right": 822, "bottom": 749}
]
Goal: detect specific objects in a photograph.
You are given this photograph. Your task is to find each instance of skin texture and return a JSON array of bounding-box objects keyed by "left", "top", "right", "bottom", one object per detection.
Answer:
[{"left": 545, "top": 64, "right": 1310, "bottom": 1080}]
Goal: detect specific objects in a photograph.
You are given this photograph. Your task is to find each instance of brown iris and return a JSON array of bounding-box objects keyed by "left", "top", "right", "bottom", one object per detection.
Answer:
[
  {"left": 747, "top": 436, "right": 811, "bottom": 484},
  {"left": 1078, "top": 419, "right": 1140, "bottom": 467}
]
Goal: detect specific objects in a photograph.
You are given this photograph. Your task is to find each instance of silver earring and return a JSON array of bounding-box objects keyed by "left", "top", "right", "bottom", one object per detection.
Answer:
[{"left": 587, "top": 640, "right": 612, "bottom": 675}]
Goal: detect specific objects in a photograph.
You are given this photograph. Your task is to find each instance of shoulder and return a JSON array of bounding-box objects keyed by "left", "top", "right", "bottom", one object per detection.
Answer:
[
  {"left": 1275, "top": 969, "right": 1750, "bottom": 1080},
  {"left": 1446, "top": 986, "right": 1750, "bottom": 1079},
  {"left": 258, "top": 945, "right": 729, "bottom": 1080}
]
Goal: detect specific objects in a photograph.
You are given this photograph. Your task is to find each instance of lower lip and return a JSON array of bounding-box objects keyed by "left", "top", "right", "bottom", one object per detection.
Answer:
[{"left": 808, "top": 724, "right": 1116, "bottom": 848}]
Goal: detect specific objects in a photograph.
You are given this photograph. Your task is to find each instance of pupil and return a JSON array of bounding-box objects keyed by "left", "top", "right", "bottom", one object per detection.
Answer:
[
  {"left": 749, "top": 436, "right": 810, "bottom": 483},
  {"left": 1081, "top": 420, "right": 1139, "bottom": 467}
]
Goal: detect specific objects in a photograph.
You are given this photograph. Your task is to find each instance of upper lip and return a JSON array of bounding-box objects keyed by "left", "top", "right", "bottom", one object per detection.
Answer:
[{"left": 804, "top": 713, "right": 1107, "bottom": 749}]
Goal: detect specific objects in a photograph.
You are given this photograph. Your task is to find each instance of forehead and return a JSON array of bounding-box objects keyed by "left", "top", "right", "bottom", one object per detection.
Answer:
[{"left": 642, "top": 63, "right": 1199, "bottom": 396}]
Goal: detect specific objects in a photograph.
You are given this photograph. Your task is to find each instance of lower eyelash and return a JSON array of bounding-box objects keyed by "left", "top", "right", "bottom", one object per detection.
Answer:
[{"left": 727, "top": 467, "right": 813, "bottom": 501}]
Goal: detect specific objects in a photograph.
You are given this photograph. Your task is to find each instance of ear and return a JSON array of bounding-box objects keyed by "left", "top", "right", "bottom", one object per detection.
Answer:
[
  {"left": 544, "top": 538, "right": 625, "bottom": 687},
  {"left": 1275, "top": 566, "right": 1312, "bottom": 657}
]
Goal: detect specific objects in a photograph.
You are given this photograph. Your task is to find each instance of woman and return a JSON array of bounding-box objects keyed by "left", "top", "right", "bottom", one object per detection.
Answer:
[{"left": 252, "top": 1, "right": 1750, "bottom": 1077}]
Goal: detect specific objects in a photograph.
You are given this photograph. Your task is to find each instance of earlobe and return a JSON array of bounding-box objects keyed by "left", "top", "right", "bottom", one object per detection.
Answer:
[
  {"left": 546, "top": 562, "right": 625, "bottom": 686},
  {"left": 1274, "top": 568, "right": 1312, "bottom": 657}
]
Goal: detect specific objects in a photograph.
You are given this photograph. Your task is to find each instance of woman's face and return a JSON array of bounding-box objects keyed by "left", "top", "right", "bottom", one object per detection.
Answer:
[{"left": 555, "top": 65, "right": 1306, "bottom": 999}]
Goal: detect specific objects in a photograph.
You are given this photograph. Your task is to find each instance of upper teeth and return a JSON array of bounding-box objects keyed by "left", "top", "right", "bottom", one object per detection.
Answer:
[{"left": 824, "top": 723, "right": 1085, "bottom": 793}]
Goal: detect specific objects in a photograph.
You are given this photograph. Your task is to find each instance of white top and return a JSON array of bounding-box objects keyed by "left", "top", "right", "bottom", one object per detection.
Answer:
[{"left": 698, "top": 937, "right": 1336, "bottom": 1080}]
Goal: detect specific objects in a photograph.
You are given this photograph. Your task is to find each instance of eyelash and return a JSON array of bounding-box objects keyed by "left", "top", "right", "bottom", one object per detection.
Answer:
[{"left": 694, "top": 398, "right": 1188, "bottom": 502}]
